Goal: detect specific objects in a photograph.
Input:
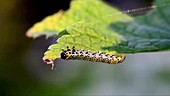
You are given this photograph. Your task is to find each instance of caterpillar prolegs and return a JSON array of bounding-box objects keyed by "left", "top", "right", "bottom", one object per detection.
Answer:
[{"left": 61, "top": 46, "right": 126, "bottom": 64}]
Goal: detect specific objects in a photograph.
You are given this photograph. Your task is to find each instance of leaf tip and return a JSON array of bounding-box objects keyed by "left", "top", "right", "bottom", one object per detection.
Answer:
[{"left": 26, "top": 31, "right": 33, "bottom": 38}]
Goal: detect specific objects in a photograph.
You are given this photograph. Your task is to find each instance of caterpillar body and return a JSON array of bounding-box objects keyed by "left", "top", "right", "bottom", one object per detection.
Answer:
[{"left": 61, "top": 46, "right": 126, "bottom": 64}]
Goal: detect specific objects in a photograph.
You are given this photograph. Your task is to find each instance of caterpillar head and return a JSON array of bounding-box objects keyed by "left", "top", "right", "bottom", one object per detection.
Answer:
[
  {"left": 61, "top": 47, "right": 74, "bottom": 60},
  {"left": 61, "top": 49, "right": 67, "bottom": 59}
]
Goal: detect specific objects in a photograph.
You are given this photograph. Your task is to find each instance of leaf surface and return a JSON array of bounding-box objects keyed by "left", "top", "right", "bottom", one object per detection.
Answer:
[
  {"left": 107, "top": 0, "right": 170, "bottom": 53},
  {"left": 26, "top": 0, "right": 131, "bottom": 38},
  {"left": 26, "top": 0, "right": 170, "bottom": 64}
]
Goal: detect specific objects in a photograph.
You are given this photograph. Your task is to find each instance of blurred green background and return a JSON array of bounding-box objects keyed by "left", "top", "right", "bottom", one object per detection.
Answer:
[{"left": 0, "top": 0, "right": 170, "bottom": 95}]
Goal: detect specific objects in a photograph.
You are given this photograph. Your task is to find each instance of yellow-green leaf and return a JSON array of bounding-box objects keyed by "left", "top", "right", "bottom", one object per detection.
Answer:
[{"left": 26, "top": 0, "right": 131, "bottom": 38}]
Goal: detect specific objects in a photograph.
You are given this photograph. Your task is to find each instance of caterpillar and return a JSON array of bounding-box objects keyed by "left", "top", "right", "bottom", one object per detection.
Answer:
[{"left": 61, "top": 46, "right": 126, "bottom": 64}]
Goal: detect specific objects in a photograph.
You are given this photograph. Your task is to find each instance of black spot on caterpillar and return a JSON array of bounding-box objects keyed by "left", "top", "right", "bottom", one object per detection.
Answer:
[{"left": 61, "top": 46, "right": 126, "bottom": 64}]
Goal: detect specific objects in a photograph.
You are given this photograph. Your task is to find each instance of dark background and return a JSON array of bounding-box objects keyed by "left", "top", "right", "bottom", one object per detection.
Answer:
[{"left": 2, "top": 0, "right": 170, "bottom": 95}]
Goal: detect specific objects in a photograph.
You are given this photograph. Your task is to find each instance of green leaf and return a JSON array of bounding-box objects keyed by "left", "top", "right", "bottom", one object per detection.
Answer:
[
  {"left": 34, "top": 0, "right": 131, "bottom": 62},
  {"left": 43, "top": 22, "right": 123, "bottom": 61},
  {"left": 26, "top": 0, "right": 170, "bottom": 66},
  {"left": 105, "top": 0, "right": 170, "bottom": 53},
  {"left": 26, "top": 0, "right": 131, "bottom": 38}
]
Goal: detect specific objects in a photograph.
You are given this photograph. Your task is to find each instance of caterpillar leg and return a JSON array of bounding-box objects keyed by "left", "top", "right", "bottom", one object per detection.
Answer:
[{"left": 110, "top": 59, "right": 119, "bottom": 64}]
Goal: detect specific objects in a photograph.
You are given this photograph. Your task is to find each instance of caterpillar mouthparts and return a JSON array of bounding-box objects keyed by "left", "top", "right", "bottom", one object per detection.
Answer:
[{"left": 61, "top": 46, "right": 126, "bottom": 64}]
